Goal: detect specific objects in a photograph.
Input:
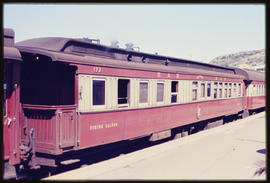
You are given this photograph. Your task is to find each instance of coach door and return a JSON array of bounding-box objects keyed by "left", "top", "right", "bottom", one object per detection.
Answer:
[
  {"left": 59, "top": 110, "right": 77, "bottom": 148},
  {"left": 3, "top": 61, "right": 21, "bottom": 165}
]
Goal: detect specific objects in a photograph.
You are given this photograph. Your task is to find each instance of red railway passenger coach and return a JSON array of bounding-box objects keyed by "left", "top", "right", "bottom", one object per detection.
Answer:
[
  {"left": 3, "top": 29, "right": 265, "bottom": 179},
  {"left": 234, "top": 69, "right": 265, "bottom": 115},
  {"left": 3, "top": 28, "right": 22, "bottom": 178}
]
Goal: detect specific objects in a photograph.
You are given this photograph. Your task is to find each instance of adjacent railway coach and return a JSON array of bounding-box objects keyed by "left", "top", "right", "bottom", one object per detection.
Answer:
[
  {"left": 3, "top": 28, "right": 265, "bottom": 179},
  {"left": 3, "top": 28, "right": 22, "bottom": 179}
]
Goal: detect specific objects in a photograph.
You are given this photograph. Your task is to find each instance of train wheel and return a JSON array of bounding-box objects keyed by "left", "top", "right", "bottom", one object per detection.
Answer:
[
  {"left": 242, "top": 109, "right": 249, "bottom": 118},
  {"left": 181, "top": 130, "right": 188, "bottom": 137},
  {"left": 174, "top": 133, "right": 182, "bottom": 139}
]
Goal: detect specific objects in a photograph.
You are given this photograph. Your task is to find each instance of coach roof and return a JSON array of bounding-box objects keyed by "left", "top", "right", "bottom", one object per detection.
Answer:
[
  {"left": 16, "top": 37, "right": 237, "bottom": 71},
  {"left": 16, "top": 46, "right": 245, "bottom": 80},
  {"left": 234, "top": 68, "right": 265, "bottom": 81}
]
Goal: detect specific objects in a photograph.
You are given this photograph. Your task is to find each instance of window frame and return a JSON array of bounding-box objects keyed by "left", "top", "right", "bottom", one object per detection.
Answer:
[
  {"left": 91, "top": 77, "right": 107, "bottom": 109},
  {"left": 218, "top": 82, "right": 223, "bottom": 99},
  {"left": 233, "top": 83, "right": 237, "bottom": 98},
  {"left": 171, "top": 80, "right": 179, "bottom": 103},
  {"left": 207, "top": 82, "right": 211, "bottom": 98},
  {"left": 224, "top": 83, "right": 228, "bottom": 98},
  {"left": 156, "top": 80, "right": 165, "bottom": 104},
  {"left": 200, "top": 82, "right": 206, "bottom": 99},
  {"left": 213, "top": 82, "right": 218, "bottom": 99},
  {"left": 228, "top": 83, "right": 232, "bottom": 98},
  {"left": 139, "top": 80, "right": 149, "bottom": 106},
  {"left": 238, "top": 83, "right": 241, "bottom": 97},
  {"left": 117, "top": 78, "right": 130, "bottom": 108},
  {"left": 192, "top": 81, "right": 198, "bottom": 101}
]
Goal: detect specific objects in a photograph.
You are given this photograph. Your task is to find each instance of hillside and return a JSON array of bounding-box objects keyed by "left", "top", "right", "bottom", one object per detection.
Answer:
[{"left": 209, "top": 49, "right": 265, "bottom": 71}]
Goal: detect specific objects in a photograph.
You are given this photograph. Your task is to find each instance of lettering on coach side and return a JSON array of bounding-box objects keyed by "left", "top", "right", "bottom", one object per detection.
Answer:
[
  {"left": 89, "top": 122, "right": 118, "bottom": 131},
  {"left": 105, "top": 122, "right": 118, "bottom": 128},
  {"left": 93, "top": 66, "right": 102, "bottom": 73}
]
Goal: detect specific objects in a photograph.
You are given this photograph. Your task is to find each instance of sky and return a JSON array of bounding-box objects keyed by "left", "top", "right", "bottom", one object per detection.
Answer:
[{"left": 3, "top": 4, "right": 265, "bottom": 63}]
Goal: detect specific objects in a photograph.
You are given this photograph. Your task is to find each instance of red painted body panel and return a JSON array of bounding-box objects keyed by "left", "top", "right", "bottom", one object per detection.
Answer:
[
  {"left": 247, "top": 96, "right": 265, "bottom": 110},
  {"left": 78, "top": 98, "right": 244, "bottom": 150},
  {"left": 3, "top": 63, "right": 21, "bottom": 165},
  {"left": 77, "top": 64, "right": 243, "bottom": 82},
  {"left": 21, "top": 105, "right": 77, "bottom": 155}
]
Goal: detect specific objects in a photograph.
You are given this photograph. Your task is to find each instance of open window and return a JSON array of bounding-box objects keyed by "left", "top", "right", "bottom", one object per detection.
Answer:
[
  {"left": 118, "top": 79, "right": 130, "bottom": 107},
  {"left": 171, "top": 81, "right": 178, "bottom": 103}
]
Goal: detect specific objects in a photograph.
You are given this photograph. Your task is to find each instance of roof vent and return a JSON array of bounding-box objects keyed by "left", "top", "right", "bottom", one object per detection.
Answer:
[
  {"left": 83, "top": 37, "right": 100, "bottom": 44},
  {"left": 142, "top": 56, "right": 146, "bottom": 63},
  {"left": 165, "top": 59, "right": 170, "bottom": 66},
  {"left": 133, "top": 46, "right": 140, "bottom": 52},
  {"left": 110, "top": 40, "right": 119, "bottom": 48},
  {"left": 125, "top": 43, "right": 134, "bottom": 51},
  {"left": 127, "top": 54, "right": 132, "bottom": 61}
]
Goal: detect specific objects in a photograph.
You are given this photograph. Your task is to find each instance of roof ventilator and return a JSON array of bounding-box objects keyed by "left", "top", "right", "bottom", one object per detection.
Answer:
[
  {"left": 165, "top": 59, "right": 170, "bottom": 66},
  {"left": 127, "top": 54, "right": 132, "bottom": 61},
  {"left": 142, "top": 56, "right": 146, "bottom": 63},
  {"left": 133, "top": 46, "right": 140, "bottom": 52},
  {"left": 83, "top": 37, "right": 100, "bottom": 44}
]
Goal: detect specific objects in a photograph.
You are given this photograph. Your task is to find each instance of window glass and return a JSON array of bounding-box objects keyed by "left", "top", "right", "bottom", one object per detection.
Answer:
[
  {"left": 118, "top": 79, "right": 130, "bottom": 105},
  {"left": 219, "top": 83, "right": 223, "bottom": 98},
  {"left": 213, "top": 82, "right": 218, "bottom": 99},
  {"left": 139, "top": 82, "right": 148, "bottom": 103},
  {"left": 201, "top": 83, "right": 205, "bottom": 97},
  {"left": 171, "top": 81, "right": 178, "bottom": 103},
  {"left": 207, "top": 83, "right": 211, "bottom": 97},
  {"left": 214, "top": 89, "right": 217, "bottom": 99},
  {"left": 192, "top": 81, "right": 198, "bottom": 101},
  {"left": 157, "top": 82, "right": 164, "bottom": 102},
  {"left": 93, "top": 80, "right": 105, "bottom": 105},
  {"left": 219, "top": 88, "right": 222, "bottom": 98},
  {"left": 229, "top": 83, "right": 232, "bottom": 97},
  {"left": 238, "top": 83, "right": 241, "bottom": 96},
  {"left": 224, "top": 83, "right": 228, "bottom": 98},
  {"left": 233, "top": 83, "right": 237, "bottom": 97}
]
